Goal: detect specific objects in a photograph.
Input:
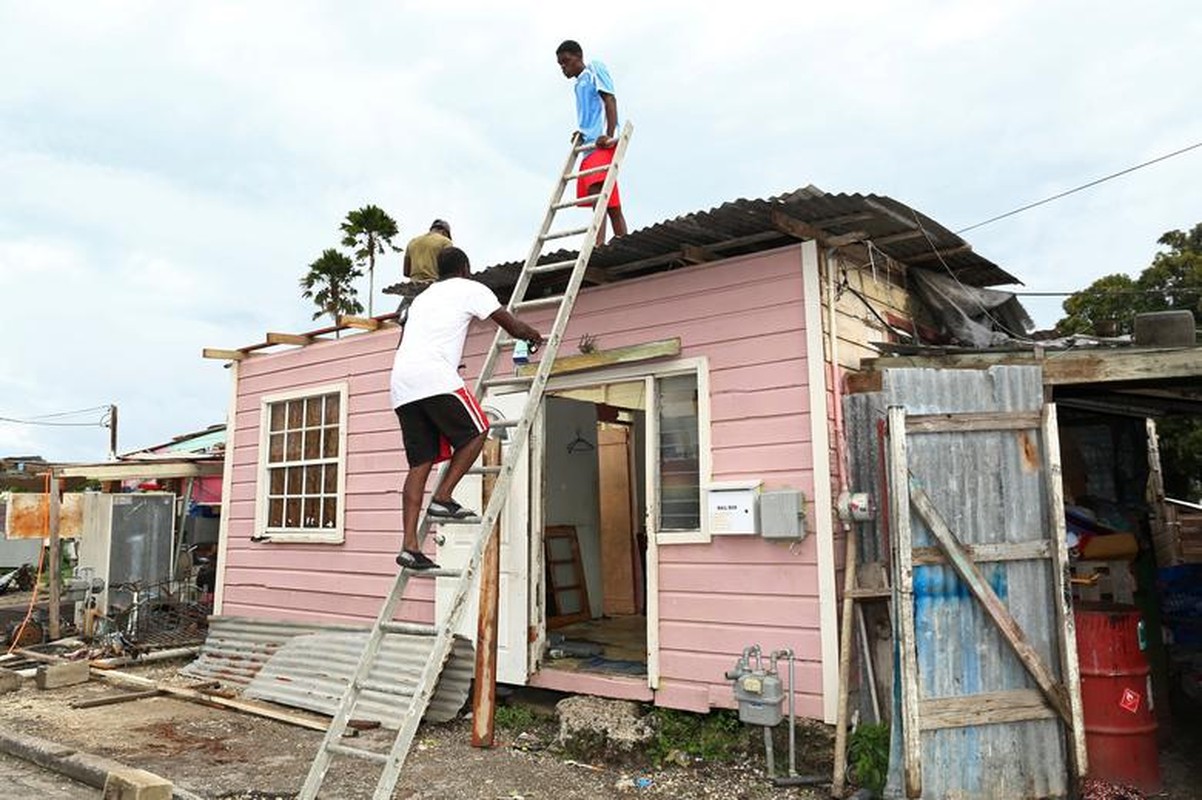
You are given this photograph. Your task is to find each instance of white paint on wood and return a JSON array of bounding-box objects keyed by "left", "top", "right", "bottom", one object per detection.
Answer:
[{"left": 214, "top": 360, "right": 239, "bottom": 615}]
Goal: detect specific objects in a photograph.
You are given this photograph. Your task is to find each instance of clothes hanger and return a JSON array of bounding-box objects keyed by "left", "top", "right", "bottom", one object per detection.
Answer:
[{"left": 567, "top": 427, "right": 595, "bottom": 453}]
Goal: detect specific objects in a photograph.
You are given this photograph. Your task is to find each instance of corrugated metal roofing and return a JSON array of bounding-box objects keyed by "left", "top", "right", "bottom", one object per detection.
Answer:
[
  {"left": 385, "top": 187, "right": 1017, "bottom": 300},
  {"left": 181, "top": 616, "right": 473, "bottom": 725},
  {"left": 880, "top": 366, "right": 1069, "bottom": 799}
]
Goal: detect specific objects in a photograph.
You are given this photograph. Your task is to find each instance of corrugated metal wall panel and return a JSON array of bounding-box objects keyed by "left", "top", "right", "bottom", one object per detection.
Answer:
[
  {"left": 879, "top": 367, "right": 1069, "bottom": 800},
  {"left": 182, "top": 616, "right": 473, "bottom": 725}
]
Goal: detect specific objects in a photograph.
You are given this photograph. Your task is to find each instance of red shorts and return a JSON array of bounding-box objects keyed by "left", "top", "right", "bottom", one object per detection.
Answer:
[
  {"left": 576, "top": 146, "right": 621, "bottom": 209},
  {"left": 395, "top": 387, "right": 489, "bottom": 467}
]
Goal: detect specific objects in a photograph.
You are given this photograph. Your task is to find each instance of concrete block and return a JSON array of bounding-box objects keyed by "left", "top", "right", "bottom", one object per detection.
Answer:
[
  {"left": 0, "top": 668, "right": 21, "bottom": 694},
  {"left": 103, "top": 767, "right": 173, "bottom": 800},
  {"left": 34, "top": 661, "right": 90, "bottom": 690}
]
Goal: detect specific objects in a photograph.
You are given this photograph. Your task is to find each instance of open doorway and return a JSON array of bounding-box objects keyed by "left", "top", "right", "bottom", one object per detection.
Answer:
[{"left": 540, "top": 385, "right": 648, "bottom": 677}]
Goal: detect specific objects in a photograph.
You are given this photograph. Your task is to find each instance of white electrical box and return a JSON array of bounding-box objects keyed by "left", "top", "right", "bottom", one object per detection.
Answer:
[{"left": 707, "top": 481, "right": 761, "bottom": 535}]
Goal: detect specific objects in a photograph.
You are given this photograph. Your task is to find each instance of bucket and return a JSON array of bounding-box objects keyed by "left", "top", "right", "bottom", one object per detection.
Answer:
[{"left": 1074, "top": 603, "right": 1162, "bottom": 793}]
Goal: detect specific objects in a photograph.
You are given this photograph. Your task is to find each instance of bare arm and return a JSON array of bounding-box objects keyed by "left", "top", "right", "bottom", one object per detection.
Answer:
[
  {"left": 490, "top": 309, "right": 543, "bottom": 348},
  {"left": 596, "top": 91, "right": 618, "bottom": 147}
]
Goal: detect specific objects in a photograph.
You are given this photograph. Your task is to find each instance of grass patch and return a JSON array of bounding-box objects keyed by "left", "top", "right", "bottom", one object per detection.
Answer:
[
  {"left": 648, "top": 708, "right": 746, "bottom": 765},
  {"left": 494, "top": 703, "right": 539, "bottom": 732}
]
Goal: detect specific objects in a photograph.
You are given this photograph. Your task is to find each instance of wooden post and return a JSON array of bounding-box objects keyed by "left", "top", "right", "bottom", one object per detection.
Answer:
[
  {"left": 831, "top": 520, "right": 859, "bottom": 797},
  {"left": 471, "top": 438, "right": 503, "bottom": 748},
  {"left": 47, "top": 470, "right": 61, "bottom": 641}
]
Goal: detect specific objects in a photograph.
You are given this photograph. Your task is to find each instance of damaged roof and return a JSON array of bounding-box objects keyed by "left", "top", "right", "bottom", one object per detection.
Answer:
[{"left": 384, "top": 186, "right": 1019, "bottom": 299}]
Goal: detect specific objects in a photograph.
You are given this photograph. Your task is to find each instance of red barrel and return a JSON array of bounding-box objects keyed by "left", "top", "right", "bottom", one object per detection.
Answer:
[{"left": 1074, "top": 603, "right": 1162, "bottom": 793}]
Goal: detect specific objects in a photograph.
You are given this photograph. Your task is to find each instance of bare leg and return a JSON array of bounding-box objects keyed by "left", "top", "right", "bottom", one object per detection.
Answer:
[
  {"left": 432, "top": 431, "right": 487, "bottom": 504},
  {"left": 402, "top": 461, "right": 434, "bottom": 552},
  {"left": 607, "top": 205, "right": 627, "bottom": 239}
]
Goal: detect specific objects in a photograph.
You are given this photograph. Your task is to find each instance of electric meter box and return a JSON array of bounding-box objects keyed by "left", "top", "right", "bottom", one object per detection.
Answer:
[
  {"left": 707, "top": 481, "right": 761, "bottom": 535},
  {"left": 760, "top": 489, "right": 807, "bottom": 541}
]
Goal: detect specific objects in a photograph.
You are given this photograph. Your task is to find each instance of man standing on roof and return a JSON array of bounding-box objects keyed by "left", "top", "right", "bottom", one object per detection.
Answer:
[
  {"left": 390, "top": 246, "right": 543, "bottom": 571},
  {"left": 556, "top": 40, "right": 627, "bottom": 246},
  {"left": 403, "top": 219, "right": 453, "bottom": 284}
]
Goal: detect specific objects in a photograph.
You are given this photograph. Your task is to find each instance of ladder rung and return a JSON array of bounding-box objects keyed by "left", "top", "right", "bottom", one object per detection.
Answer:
[
  {"left": 405, "top": 567, "right": 463, "bottom": 579},
  {"left": 327, "top": 743, "right": 390, "bottom": 764},
  {"left": 490, "top": 418, "right": 520, "bottom": 429},
  {"left": 482, "top": 377, "right": 536, "bottom": 391},
  {"left": 565, "top": 164, "right": 609, "bottom": 180},
  {"left": 358, "top": 679, "right": 416, "bottom": 697},
  {"left": 541, "top": 226, "right": 589, "bottom": 241},
  {"left": 552, "top": 196, "right": 597, "bottom": 211},
  {"left": 380, "top": 621, "right": 438, "bottom": 636},
  {"left": 515, "top": 295, "right": 565, "bottom": 311},
  {"left": 573, "top": 142, "right": 598, "bottom": 154},
  {"left": 529, "top": 259, "right": 579, "bottom": 274},
  {"left": 468, "top": 465, "right": 503, "bottom": 475}
]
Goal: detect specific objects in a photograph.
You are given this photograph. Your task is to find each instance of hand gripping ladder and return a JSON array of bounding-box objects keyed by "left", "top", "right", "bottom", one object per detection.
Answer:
[{"left": 299, "top": 120, "right": 634, "bottom": 800}]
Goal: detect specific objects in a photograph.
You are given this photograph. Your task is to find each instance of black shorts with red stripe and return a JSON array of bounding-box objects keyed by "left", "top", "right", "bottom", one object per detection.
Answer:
[{"left": 395, "top": 387, "right": 489, "bottom": 467}]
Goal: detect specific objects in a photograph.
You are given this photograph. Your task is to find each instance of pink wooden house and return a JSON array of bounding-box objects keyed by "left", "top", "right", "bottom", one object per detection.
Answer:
[{"left": 208, "top": 188, "right": 1019, "bottom": 723}]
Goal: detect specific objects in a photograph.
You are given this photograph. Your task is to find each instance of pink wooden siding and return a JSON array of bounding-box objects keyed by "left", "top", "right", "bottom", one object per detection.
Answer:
[{"left": 220, "top": 244, "right": 825, "bottom": 716}]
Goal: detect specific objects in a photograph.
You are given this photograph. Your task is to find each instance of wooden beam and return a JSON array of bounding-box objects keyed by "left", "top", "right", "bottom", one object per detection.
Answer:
[
  {"left": 605, "top": 231, "right": 785, "bottom": 277},
  {"left": 202, "top": 349, "right": 245, "bottom": 361},
  {"left": 912, "top": 540, "right": 1051, "bottom": 566},
  {"left": 583, "top": 266, "right": 611, "bottom": 285},
  {"left": 58, "top": 461, "right": 223, "bottom": 480},
  {"left": 905, "top": 410, "right": 1042, "bottom": 433},
  {"left": 813, "top": 212, "right": 875, "bottom": 227},
  {"left": 48, "top": 472, "right": 61, "bottom": 640},
  {"left": 680, "top": 244, "right": 715, "bottom": 264},
  {"left": 845, "top": 371, "right": 883, "bottom": 395},
  {"left": 338, "top": 316, "right": 380, "bottom": 331},
  {"left": 920, "top": 689, "right": 1057, "bottom": 730},
  {"left": 870, "top": 229, "right": 925, "bottom": 246},
  {"left": 266, "top": 332, "right": 313, "bottom": 346},
  {"left": 865, "top": 346, "right": 1202, "bottom": 387},
  {"left": 518, "top": 338, "right": 681, "bottom": 378},
  {"left": 906, "top": 244, "right": 972, "bottom": 263},
  {"left": 472, "top": 439, "right": 502, "bottom": 748},
  {"left": 770, "top": 211, "right": 866, "bottom": 248},
  {"left": 887, "top": 407, "right": 922, "bottom": 799},
  {"left": 908, "top": 484, "right": 1072, "bottom": 724}
]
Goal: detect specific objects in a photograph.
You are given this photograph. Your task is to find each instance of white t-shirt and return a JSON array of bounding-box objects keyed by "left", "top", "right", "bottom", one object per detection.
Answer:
[{"left": 389, "top": 278, "right": 502, "bottom": 408}]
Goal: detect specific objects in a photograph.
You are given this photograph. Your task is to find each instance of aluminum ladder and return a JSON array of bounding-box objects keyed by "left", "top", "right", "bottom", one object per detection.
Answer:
[{"left": 298, "top": 120, "right": 634, "bottom": 800}]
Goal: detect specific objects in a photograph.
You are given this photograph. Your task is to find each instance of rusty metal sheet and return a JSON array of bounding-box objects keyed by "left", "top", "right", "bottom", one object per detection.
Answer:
[{"left": 4, "top": 492, "right": 84, "bottom": 539}]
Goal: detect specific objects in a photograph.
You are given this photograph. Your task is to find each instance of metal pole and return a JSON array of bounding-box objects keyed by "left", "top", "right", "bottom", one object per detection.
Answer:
[
  {"left": 107, "top": 404, "right": 118, "bottom": 461},
  {"left": 47, "top": 469, "right": 61, "bottom": 641}
]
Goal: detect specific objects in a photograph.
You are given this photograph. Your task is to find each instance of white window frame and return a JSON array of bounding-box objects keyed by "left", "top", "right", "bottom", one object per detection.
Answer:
[
  {"left": 254, "top": 382, "right": 349, "bottom": 544},
  {"left": 545, "top": 356, "right": 713, "bottom": 545}
]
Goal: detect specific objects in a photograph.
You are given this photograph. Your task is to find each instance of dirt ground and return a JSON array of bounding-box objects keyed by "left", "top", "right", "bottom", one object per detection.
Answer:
[
  {"left": 2, "top": 659, "right": 1198, "bottom": 799},
  {"left": 0, "top": 661, "right": 830, "bottom": 800}
]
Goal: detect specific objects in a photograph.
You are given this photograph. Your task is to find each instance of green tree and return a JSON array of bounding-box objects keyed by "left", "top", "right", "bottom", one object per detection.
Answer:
[
  {"left": 300, "top": 249, "right": 363, "bottom": 330},
  {"left": 1056, "top": 273, "right": 1144, "bottom": 336},
  {"left": 340, "top": 205, "right": 401, "bottom": 316}
]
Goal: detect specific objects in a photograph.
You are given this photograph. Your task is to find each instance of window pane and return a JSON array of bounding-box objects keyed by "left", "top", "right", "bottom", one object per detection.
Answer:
[
  {"left": 323, "top": 427, "right": 340, "bottom": 458},
  {"left": 303, "top": 429, "right": 321, "bottom": 460},
  {"left": 285, "top": 498, "right": 301, "bottom": 528},
  {"left": 304, "top": 465, "right": 322, "bottom": 494},
  {"left": 305, "top": 397, "right": 322, "bottom": 426},
  {"left": 268, "top": 498, "right": 283, "bottom": 527},
  {"left": 269, "top": 467, "right": 285, "bottom": 495},
  {"left": 323, "top": 464, "right": 338, "bottom": 493},
  {"left": 287, "top": 400, "right": 304, "bottom": 430},
  {"left": 324, "top": 393, "right": 340, "bottom": 424},
  {"left": 322, "top": 497, "right": 337, "bottom": 528},
  {"left": 269, "top": 434, "right": 284, "bottom": 463},
  {"left": 270, "top": 403, "right": 286, "bottom": 433},
  {"left": 286, "top": 432, "right": 302, "bottom": 461},
  {"left": 303, "top": 498, "right": 321, "bottom": 528},
  {"left": 658, "top": 374, "right": 701, "bottom": 531},
  {"left": 286, "top": 466, "right": 303, "bottom": 496}
]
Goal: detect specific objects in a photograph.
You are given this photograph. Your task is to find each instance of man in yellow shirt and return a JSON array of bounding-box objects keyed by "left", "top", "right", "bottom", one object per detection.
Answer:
[{"left": 403, "top": 219, "right": 453, "bottom": 283}]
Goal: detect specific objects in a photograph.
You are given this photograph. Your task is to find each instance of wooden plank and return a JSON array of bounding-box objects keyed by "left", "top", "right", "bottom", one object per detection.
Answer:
[
  {"left": 517, "top": 338, "right": 680, "bottom": 378},
  {"left": 887, "top": 407, "right": 922, "bottom": 799},
  {"left": 907, "top": 244, "right": 972, "bottom": 263},
  {"left": 48, "top": 473, "right": 60, "bottom": 640},
  {"left": 92, "top": 669, "right": 329, "bottom": 731},
  {"left": 846, "top": 587, "right": 892, "bottom": 599},
  {"left": 845, "top": 371, "right": 883, "bottom": 395},
  {"left": 770, "top": 210, "right": 866, "bottom": 248},
  {"left": 920, "top": 689, "right": 1057, "bottom": 730},
  {"left": 266, "top": 332, "right": 313, "bottom": 346},
  {"left": 1042, "top": 404, "right": 1088, "bottom": 778},
  {"left": 911, "top": 539, "right": 1051, "bottom": 566},
  {"left": 905, "top": 410, "right": 1042, "bottom": 433},
  {"left": 202, "top": 348, "right": 246, "bottom": 361},
  {"left": 338, "top": 316, "right": 381, "bottom": 331},
  {"left": 72, "top": 689, "right": 165, "bottom": 708},
  {"left": 908, "top": 484, "right": 1072, "bottom": 724},
  {"left": 831, "top": 497, "right": 861, "bottom": 796},
  {"left": 680, "top": 244, "right": 715, "bottom": 264},
  {"left": 472, "top": 439, "right": 502, "bottom": 748}
]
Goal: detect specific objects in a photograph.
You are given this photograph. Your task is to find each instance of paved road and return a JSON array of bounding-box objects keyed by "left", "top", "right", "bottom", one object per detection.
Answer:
[{"left": 0, "top": 750, "right": 101, "bottom": 799}]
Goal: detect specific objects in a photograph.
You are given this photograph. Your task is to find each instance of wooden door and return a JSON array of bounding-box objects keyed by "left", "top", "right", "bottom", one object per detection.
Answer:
[{"left": 598, "top": 424, "right": 637, "bottom": 615}]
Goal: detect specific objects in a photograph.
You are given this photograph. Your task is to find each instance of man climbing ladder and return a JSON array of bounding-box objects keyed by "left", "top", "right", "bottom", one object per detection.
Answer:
[{"left": 298, "top": 119, "right": 634, "bottom": 800}]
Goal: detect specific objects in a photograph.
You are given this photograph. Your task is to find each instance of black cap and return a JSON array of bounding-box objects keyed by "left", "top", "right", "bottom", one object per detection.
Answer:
[{"left": 431, "top": 219, "right": 450, "bottom": 234}]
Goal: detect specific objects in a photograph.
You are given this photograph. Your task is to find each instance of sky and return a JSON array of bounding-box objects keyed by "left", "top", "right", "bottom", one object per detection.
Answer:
[{"left": 2, "top": 1, "right": 1200, "bottom": 461}]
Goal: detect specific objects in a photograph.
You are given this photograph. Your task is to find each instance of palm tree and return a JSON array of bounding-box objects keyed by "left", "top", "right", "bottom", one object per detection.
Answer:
[
  {"left": 300, "top": 249, "right": 364, "bottom": 332},
  {"left": 340, "top": 205, "right": 401, "bottom": 316}
]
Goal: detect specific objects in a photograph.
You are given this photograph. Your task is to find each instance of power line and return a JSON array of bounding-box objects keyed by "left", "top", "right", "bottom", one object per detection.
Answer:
[
  {"left": 0, "top": 416, "right": 107, "bottom": 427},
  {"left": 20, "top": 405, "right": 111, "bottom": 421},
  {"left": 955, "top": 140, "right": 1202, "bottom": 235}
]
